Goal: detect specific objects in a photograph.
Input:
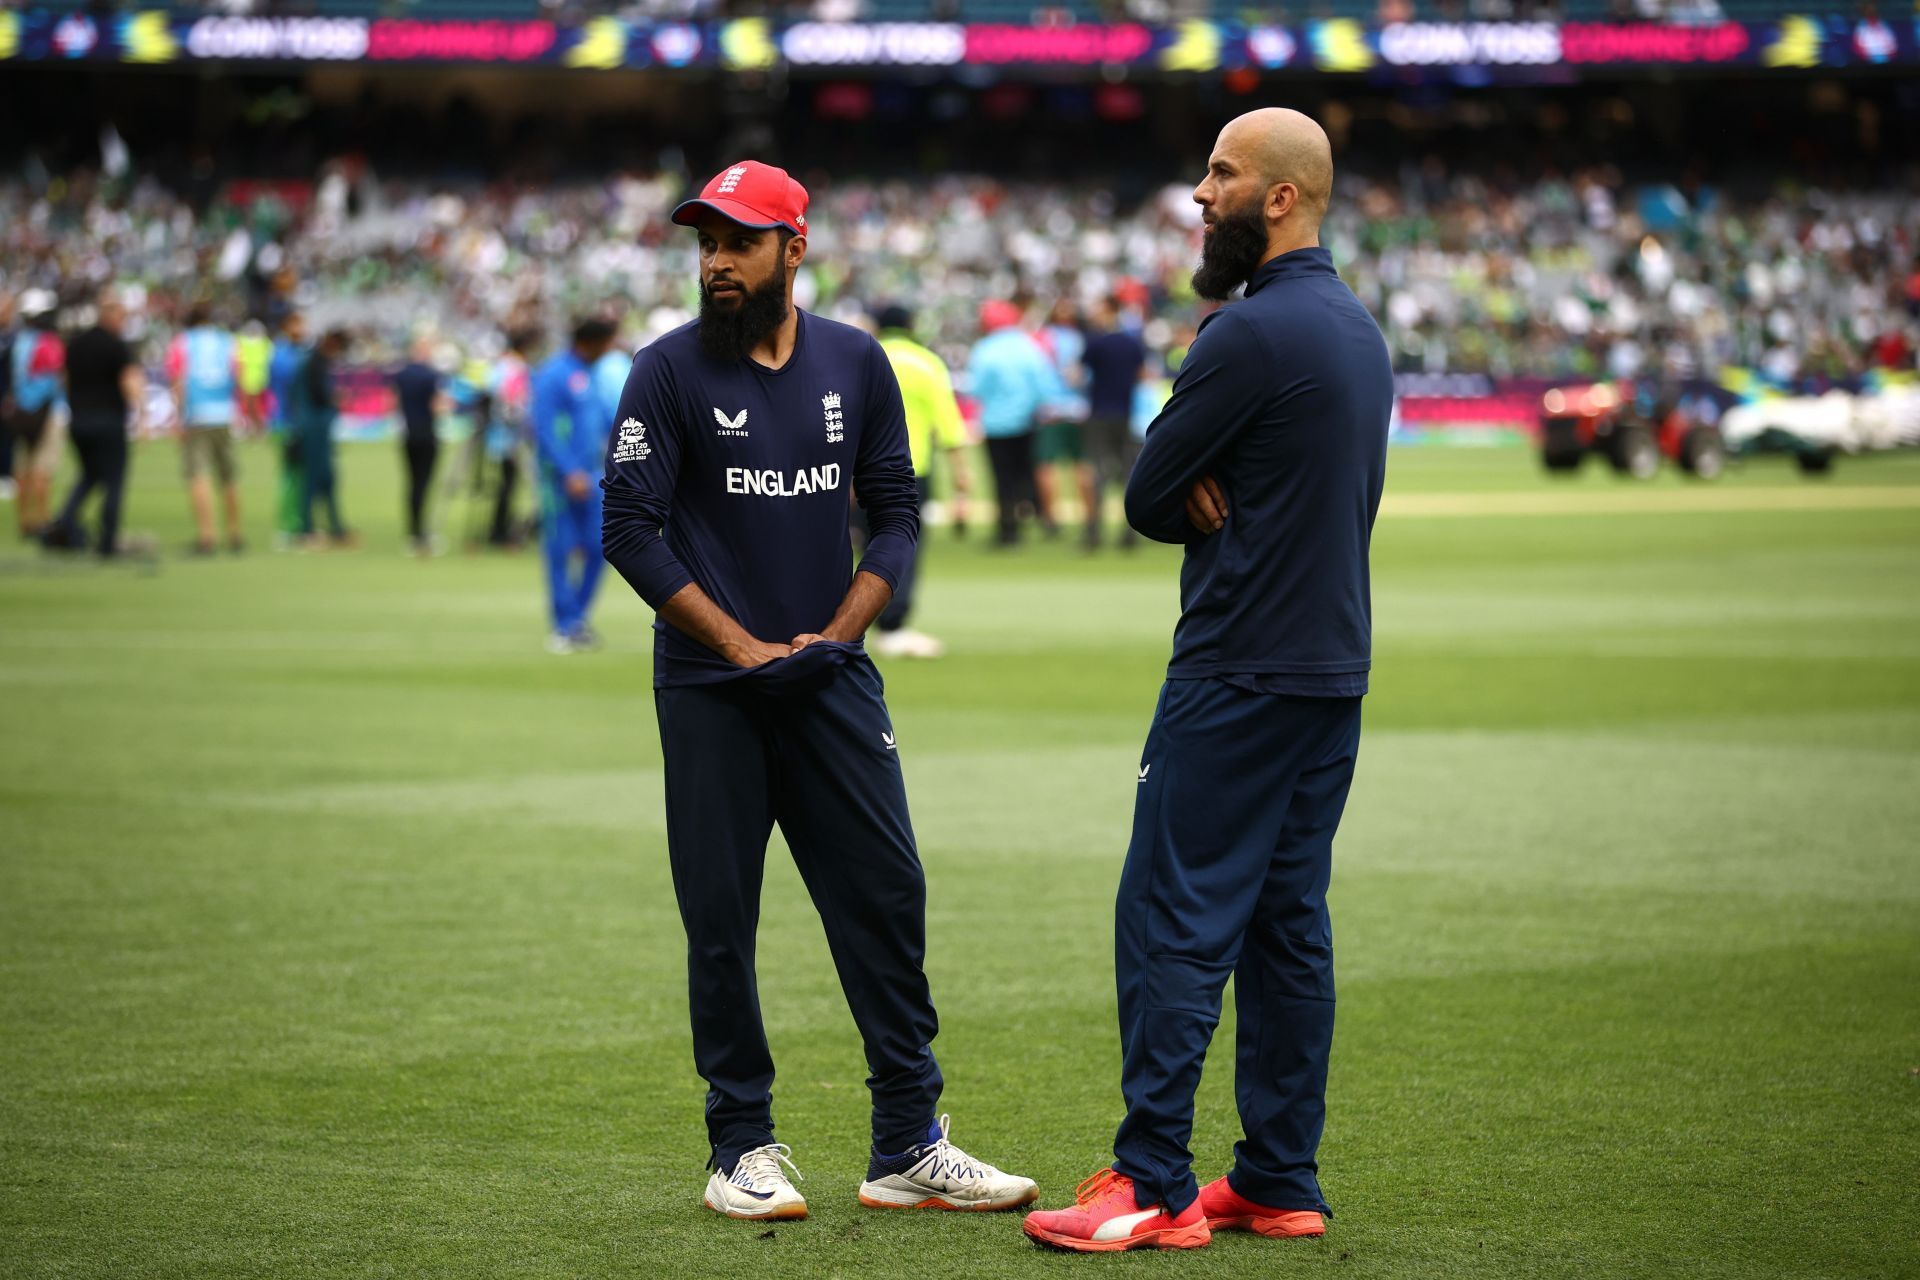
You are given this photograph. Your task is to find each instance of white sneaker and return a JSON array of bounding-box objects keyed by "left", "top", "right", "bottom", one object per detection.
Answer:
[
  {"left": 545, "top": 632, "right": 576, "bottom": 656},
  {"left": 0, "top": 478, "right": 15, "bottom": 501},
  {"left": 705, "top": 1143, "right": 808, "bottom": 1221},
  {"left": 858, "top": 1114, "right": 1039, "bottom": 1211},
  {"left": 873, "top": 628, "right": 946, "bottom": 660}
]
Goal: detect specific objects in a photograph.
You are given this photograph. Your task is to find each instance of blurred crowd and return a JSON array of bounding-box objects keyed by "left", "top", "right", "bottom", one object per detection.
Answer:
[
  {"left": 3, "top": 154, "right": 1918, "bottom": 589},
  {"left": 6, "top": 157, "right": 1917, "bottom": 392}
]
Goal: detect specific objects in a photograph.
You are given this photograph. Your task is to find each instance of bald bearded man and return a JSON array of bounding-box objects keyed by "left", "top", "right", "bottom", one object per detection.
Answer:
[{"left": 1024, "top": 109, "right": 1392, "bottom": 1253}]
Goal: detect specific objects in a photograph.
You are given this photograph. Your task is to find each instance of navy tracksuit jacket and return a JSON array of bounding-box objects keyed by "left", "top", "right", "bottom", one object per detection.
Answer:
[
  {"left": 602, "top": 312, "right": 939, "bottom": 1171},
  {"left": 1115, "top": 247, "right": 1392, "bottom": 1216}
]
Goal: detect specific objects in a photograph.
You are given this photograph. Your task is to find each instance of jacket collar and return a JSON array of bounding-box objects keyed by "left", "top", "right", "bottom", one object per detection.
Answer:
[{"left": 1243, "top": 246, "right": 1336, "bottom": 298}]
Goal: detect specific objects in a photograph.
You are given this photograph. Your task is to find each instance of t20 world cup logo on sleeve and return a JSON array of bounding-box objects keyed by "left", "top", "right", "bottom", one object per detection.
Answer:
[{"left": 614, "top": 418, "right": 651, "bottom": 463}]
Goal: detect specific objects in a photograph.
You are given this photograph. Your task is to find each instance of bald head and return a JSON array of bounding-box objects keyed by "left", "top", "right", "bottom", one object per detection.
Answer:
[
  {"left": 1226, "top": 108, "right": 1332, "bottom": 219},
  {"left": 1190, "top": 106, "right": 1328, "bottom": 301},
  {"left": 1193, "top": 108, "right": 1334, "bottom": 275}
]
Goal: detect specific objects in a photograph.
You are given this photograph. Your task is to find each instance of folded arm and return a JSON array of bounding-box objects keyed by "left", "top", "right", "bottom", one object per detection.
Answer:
[{"left": 1123, "top": 310, "right": 1269, "bottom": 544}]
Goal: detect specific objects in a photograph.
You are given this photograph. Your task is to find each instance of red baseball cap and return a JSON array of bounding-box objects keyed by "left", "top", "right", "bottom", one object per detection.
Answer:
[
  {"left": 979, "top": 300, "right": 1022, "bottom": 332},
  {"left": 672, "top": 161, "right": 809, "bottom": 236}
]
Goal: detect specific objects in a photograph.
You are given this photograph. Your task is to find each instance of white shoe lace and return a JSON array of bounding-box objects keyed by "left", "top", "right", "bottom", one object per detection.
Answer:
[
  {"left": 730, "top": 1142, "right": 804, "bottom": 1192},
  {"left": 918, "top": 1114, "right": 1004, "bottom": 1182}
]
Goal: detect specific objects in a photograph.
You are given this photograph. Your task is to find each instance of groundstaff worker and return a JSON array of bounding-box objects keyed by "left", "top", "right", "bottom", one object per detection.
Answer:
[
  {"left": 601, "top": 160, "right": 1035, "bottom": 1225},
  {"left": 1024, "top": 108, "right": 1392, "bottom": 1253}
]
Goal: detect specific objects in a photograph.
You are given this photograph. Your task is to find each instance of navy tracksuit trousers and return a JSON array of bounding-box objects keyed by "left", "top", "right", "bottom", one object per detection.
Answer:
[
  {"left": 654, "top": 654, "right": 943, "bottom": 1172},
  {"left": 1113, "top": 678, "right": 1362, "bottom": 1217}
]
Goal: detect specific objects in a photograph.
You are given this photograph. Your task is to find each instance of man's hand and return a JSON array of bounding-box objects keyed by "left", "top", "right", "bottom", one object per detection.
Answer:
[
  {"left": 722, "top": 637, "right": 794, "bottom": 668},
  {"left": 789, "top": 632, "right": 828, "bottom": 652},
  {"left": 565, "top": 471, "right": 592, "bottom": 502},
  {"left": 657, "top": 583, "right": 793, "bottom": 670},
  {"left": 812, "top": 570, "right": 894, "bottom": 646},
  {"left": 1186, "top": 475, "right": 1228, "bottom": 533}
]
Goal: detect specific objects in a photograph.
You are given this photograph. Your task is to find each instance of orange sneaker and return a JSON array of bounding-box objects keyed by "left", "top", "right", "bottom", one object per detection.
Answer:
[
  {"left": 1196, "top": 1176, "right": 1326, "bottom": 1238},
  {"left": 1022, "top": 1168, "right": 1211, "bottom": 1253}
]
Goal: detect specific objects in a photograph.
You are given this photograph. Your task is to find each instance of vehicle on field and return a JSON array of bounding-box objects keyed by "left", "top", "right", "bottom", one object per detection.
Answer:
[
  {"left": 1537, "top": 380, "right": 1726, "bottom": 479},
  {"left": 1719, "top": 384, "right": 1920, "bottom": 473}
]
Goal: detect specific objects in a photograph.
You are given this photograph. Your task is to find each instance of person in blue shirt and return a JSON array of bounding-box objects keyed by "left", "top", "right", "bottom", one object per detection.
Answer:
[
  {"left": 169, "top": 302, "right": 244, "bottom": 555},
  {"left": 267, "top": 313, "right": 309, "bottom": 548},
  {"left": 591, "top": 325, "right": 632, "bottom": 421},
  {"left": 602, "top": 159, "right": 1034, "bottom": 1224},
  {"left": 966, "top": 301, "right": 1062, "bottom": 546},
  {"left": 1026, "top": 109, "right": 1392, "bottom": 1254},
  {"left": 1035, "top": 298, "right": 1092, "bottom": 540},
  {"left": 530, "top": 318, "right": 617, "bottom": 653},
  {"left": 1130, "top": 368, "right": 1172, "bottom": 452}
]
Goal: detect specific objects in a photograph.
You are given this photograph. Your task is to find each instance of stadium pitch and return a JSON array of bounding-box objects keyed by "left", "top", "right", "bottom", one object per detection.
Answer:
[{"left": 3, "top": 442, "right": 1917, "bottom": 1278}]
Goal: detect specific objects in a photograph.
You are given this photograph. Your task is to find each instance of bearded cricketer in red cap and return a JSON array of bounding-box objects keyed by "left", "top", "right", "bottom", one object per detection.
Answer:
[{"left": 601, "top": 161, "right": 1038, "bottom": 1223}]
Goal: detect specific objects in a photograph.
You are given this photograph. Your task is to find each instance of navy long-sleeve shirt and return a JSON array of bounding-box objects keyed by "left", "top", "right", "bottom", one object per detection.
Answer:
[
  {"left": 602, "top": 311, "right": 921, "bottom": 687},
  {"left": 1124, "top": 247, "right": 1391, "bottom": 695}
]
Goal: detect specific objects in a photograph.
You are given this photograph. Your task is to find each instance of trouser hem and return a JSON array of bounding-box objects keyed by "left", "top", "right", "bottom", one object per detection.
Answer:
[{"left": 1225, "top": 1167, "right": 1333, "bottom": 1217}]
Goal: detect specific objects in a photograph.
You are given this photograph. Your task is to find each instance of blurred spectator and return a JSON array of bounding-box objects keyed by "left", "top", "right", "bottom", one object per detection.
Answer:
[
  {"left": 1034, "top": 297, "right": 1095, "bottom": 545},
  {"left": 294, "top": 329, "right": 353, "bottom": 546},
  {"left": 486, "top": 329, "right": 538, "bottom": 549},
  {"left": 268, "top": 313, "right": 309, "bottom": 549},
  {"left": 236, "top": 320, "right": 273, "bottom": 437},
  {"left": 871, "top": 301, "right": 973, "bottom": 660},
  {"left": 0, "top": 291, "right": 17, "bottom": 504},
  {"left": 969, "top": 300, "right": 1060, "bottom": 547},
  {"left": 1080, "top": 294, "right": 1147, "bottom": 551},
  {"left": 46, "top": 290, "right": 141, "bottom": 558},
  {"left": 530, "top": 317, "right": 615, "bottom": 655},
  {"left": 167, "top": 302, "right": 243, "bottom": 555},
  {"left": 9, "top": 295, "right": 66, "bottom": 541},
  {"left": 391, "top": 335, "right": 446, "bottom": 555}
]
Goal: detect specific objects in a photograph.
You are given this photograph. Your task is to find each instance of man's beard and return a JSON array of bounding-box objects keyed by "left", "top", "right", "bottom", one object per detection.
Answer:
[
  {"left": 1191, "top": 201, "right": 1269, "bottom": 301},
  {"left": 698, "top": 274, "right": 790, "bottom": 362}
]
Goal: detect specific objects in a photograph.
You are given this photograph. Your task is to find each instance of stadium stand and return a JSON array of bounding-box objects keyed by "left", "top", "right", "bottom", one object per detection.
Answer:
[{"left": 4, "top": 156, "right": 1914, "bottom": 387}]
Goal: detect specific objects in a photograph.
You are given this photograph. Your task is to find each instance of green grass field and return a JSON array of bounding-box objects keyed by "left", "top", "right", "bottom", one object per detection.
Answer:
[{"left": 4, "top": 440, "right": 1918, "bottom": 1279}]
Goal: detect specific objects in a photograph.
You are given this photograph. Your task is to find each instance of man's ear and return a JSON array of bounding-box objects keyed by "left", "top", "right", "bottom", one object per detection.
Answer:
[
  {"left": 1266, "top": 181, "right": 1300, "bottom": 223},
  {"left": 788, "top": 234, "right": 808, "bottom": 269}
]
